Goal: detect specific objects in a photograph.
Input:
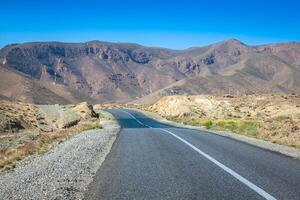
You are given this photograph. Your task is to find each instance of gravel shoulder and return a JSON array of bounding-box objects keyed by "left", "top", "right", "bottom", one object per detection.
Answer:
[
  {"left": 0, "top": 110, "right": 120, "bottom": 200},
  {"left": 134, "top": 109, "right": 300, "bottom": 159}
]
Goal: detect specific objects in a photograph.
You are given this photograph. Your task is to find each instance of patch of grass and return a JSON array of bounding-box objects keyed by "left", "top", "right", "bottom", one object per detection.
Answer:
[
  {"left": 214, "top": 119, "right": 258, "bottom": 137},
  {"left": 165, "top": 115, "right": 259, "bottom": 139},
  {"left": 3, "top": 163, "right": 16, "bottom": 171},
  {"left": 79, "top": 121, "right": 102, "bottom": 131},
  {"left": 0, "top": 120, "right": 101, "bottom": 171},
  {"left": 202, "top": 119, "right": 213, "bottom": 129}
]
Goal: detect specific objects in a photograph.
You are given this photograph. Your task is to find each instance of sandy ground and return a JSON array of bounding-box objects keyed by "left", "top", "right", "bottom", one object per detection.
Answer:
[
  {"left": 0, "top": 101, "right": 99, "bottom": 171},
  {"left": 147, "top": 94, "right": 300, "bottom": 147},
  {"left": 0, "top": 110, "right": 120, "bottom": 200}
]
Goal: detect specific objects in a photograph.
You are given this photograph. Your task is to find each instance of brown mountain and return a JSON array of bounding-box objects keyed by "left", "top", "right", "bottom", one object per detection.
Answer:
[
  {"left": 1, "top": 39, "right": 300, "bottom": 104},
  {"left": 0, "top": 65, "right": 92, "bottom": 104}
]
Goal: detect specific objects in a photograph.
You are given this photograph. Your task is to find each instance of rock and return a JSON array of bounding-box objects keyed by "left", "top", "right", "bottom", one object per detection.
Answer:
[
  {"left": 130, "top": 50, "right": 151, "bottom": 64},
  {"left": 201, "top": 54, "right": 215, "bottom": 65}
]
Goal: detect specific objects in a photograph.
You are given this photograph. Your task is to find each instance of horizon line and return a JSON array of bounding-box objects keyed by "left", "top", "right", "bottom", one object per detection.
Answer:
[{"left": 1, "top": 38, "right": 300, "bottom": 51}]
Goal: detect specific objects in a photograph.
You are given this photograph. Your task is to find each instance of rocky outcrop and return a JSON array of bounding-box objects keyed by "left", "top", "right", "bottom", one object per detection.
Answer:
[{"left": 201, "top": 54, "right": 215, "bottom": 65}]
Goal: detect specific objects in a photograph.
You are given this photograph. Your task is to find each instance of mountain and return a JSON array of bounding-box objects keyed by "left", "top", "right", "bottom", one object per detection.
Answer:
[
  {"left": 1, "top": 39, "right": 300, "bottom": 104},
  {"left": 0, "top": 65, "right": 92, "bottom": 104},
  {"left": 0, "top": 41, "right": 184, "bottom": 103}
]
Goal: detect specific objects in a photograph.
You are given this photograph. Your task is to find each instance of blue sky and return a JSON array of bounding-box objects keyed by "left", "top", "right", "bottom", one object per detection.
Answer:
[{"left": 1, "top": 0, "right": 300, "bottom": 49}]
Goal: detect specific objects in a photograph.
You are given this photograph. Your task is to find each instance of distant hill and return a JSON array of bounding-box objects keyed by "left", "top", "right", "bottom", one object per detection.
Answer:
[
  {"left": 1, "top": 39, "right": 300, "bottom": 104},
  {"left": 0, "top": 65, "right": 92, "bottom": 104}
]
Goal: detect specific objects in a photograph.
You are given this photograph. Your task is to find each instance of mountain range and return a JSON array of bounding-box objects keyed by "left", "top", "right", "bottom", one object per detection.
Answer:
[{"left": 1, "top": 39, "right": 300, "bottom": 104}]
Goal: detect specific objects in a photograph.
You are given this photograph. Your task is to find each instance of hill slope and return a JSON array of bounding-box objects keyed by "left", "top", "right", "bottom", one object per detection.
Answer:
[
  {"left": 0, "top": 65, "right": 92, "bottom": 104},
  {"left": 1, "top": 39, "right": 300, "bottom": 103},
  {"left": 147, "top": 94, "right": 300, "bottom": 147}
]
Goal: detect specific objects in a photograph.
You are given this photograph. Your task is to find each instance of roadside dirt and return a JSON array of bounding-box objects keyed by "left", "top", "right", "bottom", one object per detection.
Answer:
[
  {"left": 0, "top": 110, "right": 120, "bottom": 200},
  {"left": 146, "top": 94, "right": 300, "bottom": 148},
  {"left": 0, "top": 100, "right": 99, "bottom": 171}
]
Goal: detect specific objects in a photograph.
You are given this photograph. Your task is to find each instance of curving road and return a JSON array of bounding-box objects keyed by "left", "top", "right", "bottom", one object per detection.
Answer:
[{"left": 84, "top": 109, "right": 300, "bottom": 200}]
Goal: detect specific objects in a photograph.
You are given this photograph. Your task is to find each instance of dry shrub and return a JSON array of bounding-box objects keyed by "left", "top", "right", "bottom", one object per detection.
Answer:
[{"left": 0, "top": 120, "right": 101, "bottom": 171}]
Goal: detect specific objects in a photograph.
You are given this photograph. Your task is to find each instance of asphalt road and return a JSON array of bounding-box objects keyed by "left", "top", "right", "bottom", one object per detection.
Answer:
[{"left": 84, "top": 109, "right": 300, "bottom": 200}]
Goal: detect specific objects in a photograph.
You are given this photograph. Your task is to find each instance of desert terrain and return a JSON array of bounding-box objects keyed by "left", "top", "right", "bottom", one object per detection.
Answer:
[
  {"left": 2, "top": 0, "right": 300, "bottom": 198},
  {"left": 145, "top": 94, "right": 300, "bottom": 148},
  {"left": 1, "top": 39, "right": 300, "bottom": 200},
  {"left": 0, "top": 101, "right": 119, "bottom": 199},
  {"left": 0, "top": 100, "right": 100, "bottom": 171},
  {"left": 0, "top": 39, "right": 300, "bottom": 199}
]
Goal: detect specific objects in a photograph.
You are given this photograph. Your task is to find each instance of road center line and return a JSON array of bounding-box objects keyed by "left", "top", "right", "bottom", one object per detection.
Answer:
[
  {"left": 122, "top": 110, "right": 277, "bottom": 200},
  {"left": 121, "top": 110, "right": 152, "bottom": 128}
]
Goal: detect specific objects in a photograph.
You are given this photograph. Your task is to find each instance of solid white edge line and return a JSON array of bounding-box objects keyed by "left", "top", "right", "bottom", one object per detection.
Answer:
[
  {"left": 160, "top": 129, "right": 277, "bottom": 200},
  {"left": 122, "top": 110, "right": 277, "bottom": 200}
]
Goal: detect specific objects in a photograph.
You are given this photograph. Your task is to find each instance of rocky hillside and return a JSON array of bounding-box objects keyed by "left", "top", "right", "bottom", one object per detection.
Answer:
[
  {"left": 1, "top": 39, "right": 300, "bottom": 103},
  {"left": 0, "top": 66, "right": 92, "bottom": 104},
  {"left": 148, "top": 94, "right": 300, "bottom": 147},
  {"left": 0, "top": 100, "right": 99, "bottom": 170},
  {"left": 0, "top": 101, "right": 97, "bottom": 134}
]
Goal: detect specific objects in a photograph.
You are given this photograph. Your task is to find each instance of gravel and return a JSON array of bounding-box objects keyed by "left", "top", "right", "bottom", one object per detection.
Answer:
[{"left": 0, "top": 112, "right": 120, "bottom": 200}]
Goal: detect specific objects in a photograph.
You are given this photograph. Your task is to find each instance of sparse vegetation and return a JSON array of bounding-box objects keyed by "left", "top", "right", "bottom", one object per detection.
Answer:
[
  {"left": 148, "top": 94, "right": 300, "bottom": 148},
  {"left": 0, "top": 101, "right": 101, "bottom": 171},
  {"left": 202, "top": 119, "right": 213, "bottom": 129},
  {"left": 0, "top": 120, "right": 101, "bottom": 171},
  {"left": 214, "top": 119, "right": 258, "bottom": 137}
]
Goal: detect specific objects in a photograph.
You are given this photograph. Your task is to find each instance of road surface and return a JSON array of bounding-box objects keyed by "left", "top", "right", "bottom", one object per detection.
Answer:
[{"left": 85, "top": 109, "right": 300, "bottom": 200}]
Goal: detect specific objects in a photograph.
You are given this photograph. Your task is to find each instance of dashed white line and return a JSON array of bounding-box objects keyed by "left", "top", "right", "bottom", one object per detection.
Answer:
[
  {"left": 122, "top": 110, "right": 277, "bottom": 200},
  {"left": 121, "top": 110, "right": 152, "bottom": 128}
]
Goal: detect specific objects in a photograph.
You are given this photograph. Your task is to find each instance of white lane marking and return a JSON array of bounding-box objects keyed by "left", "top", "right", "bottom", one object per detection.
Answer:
[
  {"left": 121, "top": 110, "right": 152, "bottom": 128},
  {"left": 122, "top": 110, "right": 277, "bottom": 200},
  {"left": 160, "top": 129, "right": 277, "bottom": 200}
]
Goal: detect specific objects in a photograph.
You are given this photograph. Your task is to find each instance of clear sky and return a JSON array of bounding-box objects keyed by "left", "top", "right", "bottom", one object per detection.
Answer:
[{"left": 1, "top": 0, "right": 300, "bottom": 49}]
